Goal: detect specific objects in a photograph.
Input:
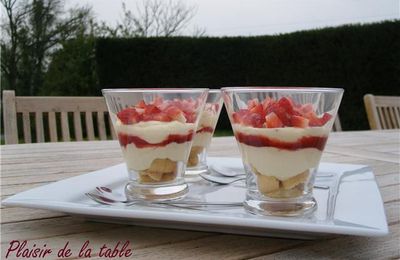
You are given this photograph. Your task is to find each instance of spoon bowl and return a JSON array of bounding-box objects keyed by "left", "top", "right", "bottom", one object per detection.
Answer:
[
  {"left": 200, "top": 174, "right": 245, "bottom": 184},
  {"left": 209, "top": 164, "right": 245, "bottom": 177}
]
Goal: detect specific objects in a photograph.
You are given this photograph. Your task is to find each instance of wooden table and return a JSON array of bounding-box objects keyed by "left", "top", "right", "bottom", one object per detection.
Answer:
[{"left": 1, "top": 130, "right": 399, "bottom": 259}]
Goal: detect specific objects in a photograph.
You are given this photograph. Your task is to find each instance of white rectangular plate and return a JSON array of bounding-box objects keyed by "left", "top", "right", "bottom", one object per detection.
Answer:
[{"left": 2, "top": 157, "right": 388, "bottom": 239}]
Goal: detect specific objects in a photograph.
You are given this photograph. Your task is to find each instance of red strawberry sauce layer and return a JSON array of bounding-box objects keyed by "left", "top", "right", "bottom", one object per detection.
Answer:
[
  {"left": 235, "top": 131, "right": 328, "bottom": 151},
  {"left": 231, "top": 96, "right": 332, "bottom": 151},
  {"left": 196, "top": 126, "right": 214, "bottom": 134},
  {"left": 118, "top": 131, "right": 194, "bottom": 149}
]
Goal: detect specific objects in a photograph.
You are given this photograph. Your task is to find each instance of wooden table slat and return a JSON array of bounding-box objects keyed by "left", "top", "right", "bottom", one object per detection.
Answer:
[{"left": 1, "top": 130, "right": 399, "bottom": 259}]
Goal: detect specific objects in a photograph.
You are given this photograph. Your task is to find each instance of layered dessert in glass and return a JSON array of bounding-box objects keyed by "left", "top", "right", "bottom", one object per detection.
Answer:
[
  {"left": 186, "top": 90, "right": 223, "bottom": 176},
  {"left": 103, "top": 89, "right": 208, "bottom": 200},
  {"left": 222, "top": 87, "right": 343, "bottom": 216}
]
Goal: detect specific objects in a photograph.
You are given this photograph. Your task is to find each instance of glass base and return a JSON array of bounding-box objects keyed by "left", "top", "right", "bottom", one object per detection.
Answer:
[
  {"left": 125, "top": 181, "right": 188, "bottom": 201},
  {"left": 244, "top": 194, "right": 317, "bottom": 217}
]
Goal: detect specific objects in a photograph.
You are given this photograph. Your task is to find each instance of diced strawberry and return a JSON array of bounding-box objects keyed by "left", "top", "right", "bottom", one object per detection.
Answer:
[
  {"left": 247, "top": 99, "right": 260, "bottom": 109},
  {"left": 262, "top": 97, "right": 273, "bottom": 110},
  {"left": 266, "top": 102, "right": 291, "bottom": 126},
  {"left": 236, "top": 96, "right": 333, "bottom": 129},
  {"left": 243, "top": 113, "right": 264, "bottom": 128},
  {"left": 291, "top": 115, "right": 309, "bottom": 128},
  {"left": 151, "top": 112, "right": 172, "bottom": 122},
  {"left": 165, "top": 106, "right": 186, "bottom": 122},
  {"left": 165, "top": 106, "right": 182, "bottom": 117},
  {"left": 184, "top": 112, "right": 196, "bottom": 123},
  {"left": 144, "top": 104, "right": 161, "bottom": 114},
  {"left": 265, "top": 112, "right": 283, "bottom": 128},
  {"left": 232, "top": 109, "right": 248, "bottom": 124},
  {"left": 249, "top": 104, "right": 265, "bottom": 117},
  {"left": 119, "top": 97, "right": 202, "bottom": 124},
  {"left": 181, "top": 99, "right": 196, "bottom": 111},
  {"left": 309, "top": 112, "right": 332, "bottom": 126},
  {"left": 152, "top": 96, "right": 164, "bottom": 106},
  {"left": 278, "top": 97, "right": 295, "bottom": 115},
  {"left": 321, "top": 113, "right": 333, "bottom": 124},
  {"left": 136, "top": 100, "right": 146, "bottom": 109},
  {"left": 117, "top": 108, "right": 141, "bottom": 124},
  {"left": 299, "top": 103, "right": 313, "bottom": 114}
]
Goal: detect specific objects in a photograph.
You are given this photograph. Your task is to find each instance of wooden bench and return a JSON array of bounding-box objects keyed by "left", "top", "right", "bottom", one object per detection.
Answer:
[
  {"left": 363, "top": 94, "right": 400, "bottom": 130},
  {"left": 2, "top": 90, "right": 116, "bottom": 144}
]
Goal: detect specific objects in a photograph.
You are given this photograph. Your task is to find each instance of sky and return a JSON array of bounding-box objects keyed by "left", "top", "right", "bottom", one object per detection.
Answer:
[{"left": 67, "top": 0, "right": 399, "bottom": 36}]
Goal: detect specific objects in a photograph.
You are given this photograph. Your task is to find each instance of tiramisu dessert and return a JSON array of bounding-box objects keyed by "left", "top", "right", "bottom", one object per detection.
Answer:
[
  {"left": 114, "top": 98, "right": 198, "bottom": 184},
  {"left": 232, "top": 96, "right": 332, "bottom": 198},
  {"left": 187, "top": 103, "right": 221, "bottom": 167}
]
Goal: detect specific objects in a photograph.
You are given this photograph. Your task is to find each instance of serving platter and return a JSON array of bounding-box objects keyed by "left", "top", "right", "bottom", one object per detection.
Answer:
[{"left": 2, "top": 157, "right": 388, "bottom": 239}]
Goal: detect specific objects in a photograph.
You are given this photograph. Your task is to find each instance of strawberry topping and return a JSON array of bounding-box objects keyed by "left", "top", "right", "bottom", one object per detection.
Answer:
[
  {"left": 232, "top": 96, "right": 332, "bottom": 128},
  {"left": 117, "top": 108, "right": 142, "bottom": 124},
  {"left": 117, "top": 97, "right": 199, "bottom": 124}
]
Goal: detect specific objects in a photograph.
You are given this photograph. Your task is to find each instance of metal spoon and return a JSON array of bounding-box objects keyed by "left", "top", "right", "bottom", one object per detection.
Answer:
[
  {"left": 210, "top": 165, "right": 334, "bottom": 179},
  {"left": 86, "top": 192, "right": 243, "bottom": 207},
  {"left": 200, "top": 174, "right": 245, "bottom": 184},
  {"left": 96, "top": 186, "right": 125, "bottom": 201},
  {"left": 200, "top": 174, "right": 330, "bottom": 189},
  {"left": 209, "top": 164, "right": 245, "bottom": 177}
]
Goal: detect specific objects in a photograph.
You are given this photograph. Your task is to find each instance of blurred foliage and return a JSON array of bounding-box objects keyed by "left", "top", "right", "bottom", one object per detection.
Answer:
[
  {"left": 1, "top": 0, "right": 91, "bottom": 95},
  {"left": 4, "top": 19, "right": 399, "bottom": 132},
  {"left": 95, "top": 20, "right": 400, "bottom": 130},
  {"left": 41, "top": 33, "right": 98, "bottom": 95},
  {"left": 1, "top": 0, "right": 201, "bottom": 96}
]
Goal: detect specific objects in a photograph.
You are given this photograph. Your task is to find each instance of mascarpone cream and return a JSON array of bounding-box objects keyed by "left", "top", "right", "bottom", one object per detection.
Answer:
[
  {"left": 198, "top": 110, "right": 218, "bottom": 129},
  {"left": 238, "top": 143, "right": 322, "bottom": 180},
  {"left": 193, "top": 132, "right": 213, "bottom": 147},
  {"left": 122, "top": 142, "right": 191, "bottom": 171},
  {"left": 115, "top": 120, "right": 196, "bottom": 143},
  {"left": 192, "top": 110, "right": 218, "bottom": 148},
  {"left": 233, "top": 124, "right": 328, "bottom": 180},
  {"left": 115, "top": 119, "right": 195, "bottom": 171}
]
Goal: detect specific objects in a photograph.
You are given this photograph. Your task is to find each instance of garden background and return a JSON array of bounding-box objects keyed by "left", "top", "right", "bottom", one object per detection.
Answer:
[{"left": 3, "top": 20, "right": 400, "bottom": 132}]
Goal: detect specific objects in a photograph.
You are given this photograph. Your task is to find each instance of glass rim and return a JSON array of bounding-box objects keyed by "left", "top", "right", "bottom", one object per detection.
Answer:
[
  {"left": 209, "top": 89, "right": 221, "bottom": 94},
  {"left": 221, "top": 86, "right": 344, "bottom": 94},
  {"left": 102, "top": 88, "right": 209, "bottom": 94}
]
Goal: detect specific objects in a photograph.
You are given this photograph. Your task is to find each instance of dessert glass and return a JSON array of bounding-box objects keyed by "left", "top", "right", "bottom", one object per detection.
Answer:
[
  {"left": 103, "top": 88, "right": 208, "bottom": 201},
  {"left": 186, "top": 90, "right": 223, "bottom": 177},
  {"left": 222, "top": 87, "right": 343, "bottom": 216}
]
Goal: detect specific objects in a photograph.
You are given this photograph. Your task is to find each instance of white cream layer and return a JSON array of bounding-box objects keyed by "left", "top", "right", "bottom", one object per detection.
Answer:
[
  {"left": 238, "top": 143, "right": 322, "bottom": 181},
  {"left": 233, "top": 124, "right": 328, "bottom": 180},
  {"left": 122, "top": 142, "right": 191, "bottom": 171},
  {"left": 115, "top": 120, "right": 196, "bottom": 143},
  {"left": 192, "top": 110, "right": 218, "bottom": 148},
  {"left": 197, "top": 110, "right": 219, "bottom": 129},
  {"left": 115, "top": 120, "right": 195, "bottom": 170},
  {"left": 233, "top": 124, "right": 329, "bottom": 142},
  {"left": 193, "top": 132, "right": 213, "bottom": 147}
]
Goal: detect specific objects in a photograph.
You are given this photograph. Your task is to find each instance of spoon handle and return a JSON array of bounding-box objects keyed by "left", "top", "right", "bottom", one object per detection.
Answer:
[
  {"left": 87, "top": 192, "right": 243, "bottom": 207},
  {"left": 157, "top": 201, "right": 243, "bottom": 206},
  {"left": 129, "top": 200, "right": 243, "bottom": 207}
]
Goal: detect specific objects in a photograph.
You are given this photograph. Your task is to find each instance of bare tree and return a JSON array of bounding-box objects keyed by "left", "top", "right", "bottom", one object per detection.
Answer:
[
  {"left": 1, "top": 0, "right": 91, "bottom": 94},
  {"left": 110, "top": 0, "right": 202, "bottom": 37},
  {"left": 1, "top": 0, "right": 30, "bottom": 90}
]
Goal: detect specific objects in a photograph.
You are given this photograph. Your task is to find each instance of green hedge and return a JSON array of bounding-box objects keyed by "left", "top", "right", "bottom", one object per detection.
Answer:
[{"left": 96, "top": 21, "right": 400, "bottom": 130}]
